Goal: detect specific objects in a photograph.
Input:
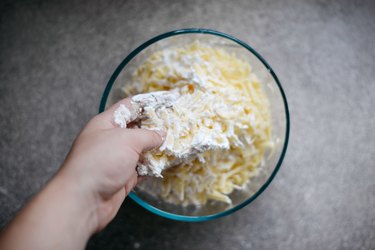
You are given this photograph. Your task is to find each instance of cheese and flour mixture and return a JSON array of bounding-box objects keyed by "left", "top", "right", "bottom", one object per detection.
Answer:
[{"left": 115, "top": 42, "right": 272, "bottom": 206}]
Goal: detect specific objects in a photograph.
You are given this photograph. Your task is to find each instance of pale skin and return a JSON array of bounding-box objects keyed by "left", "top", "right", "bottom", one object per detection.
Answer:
[{"left": 0, "top": 98, "right": 165, "bottom": 250}]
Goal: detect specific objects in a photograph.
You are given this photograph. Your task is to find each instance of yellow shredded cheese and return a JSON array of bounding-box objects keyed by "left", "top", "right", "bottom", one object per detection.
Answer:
[{"left": 123, "top": 41, "right": 272, "bottom": 206}]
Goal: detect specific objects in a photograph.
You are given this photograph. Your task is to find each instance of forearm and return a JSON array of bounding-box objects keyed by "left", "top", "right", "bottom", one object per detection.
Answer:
[
  {"left": 0, "top": 170, "right": 97, "bottom": 250},
  {"left": 0, "top": 98, "right": 163, "bottom": 250}
]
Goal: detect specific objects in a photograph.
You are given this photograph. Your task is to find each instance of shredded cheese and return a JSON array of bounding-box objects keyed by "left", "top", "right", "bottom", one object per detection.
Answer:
[{"left": 122, "top": 41, "right": 272, "bottom": 206}]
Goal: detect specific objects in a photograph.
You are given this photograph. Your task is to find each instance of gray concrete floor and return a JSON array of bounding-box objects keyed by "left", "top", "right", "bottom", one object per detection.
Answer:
[{"left": 1, "top": 0, "right": 375, "bottom": 249}]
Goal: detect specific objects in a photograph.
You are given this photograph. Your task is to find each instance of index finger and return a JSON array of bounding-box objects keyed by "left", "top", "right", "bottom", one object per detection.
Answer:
[{"left": 89, "top": 98, "right": 141, "bottom": 130}]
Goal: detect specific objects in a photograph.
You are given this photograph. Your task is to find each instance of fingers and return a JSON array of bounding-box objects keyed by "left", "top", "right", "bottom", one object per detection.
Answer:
[
  {"left": 87, "top": 98, "right": 141, "bottom": 131},
  {"left": 124, "top": 171, "right": 139, "bottom": 196},
  {"left": 104, "top": 98, "right": 140, "bottom": 123},
  {"left": 123, "top": 128, "right": 166, "bottom": 153}
]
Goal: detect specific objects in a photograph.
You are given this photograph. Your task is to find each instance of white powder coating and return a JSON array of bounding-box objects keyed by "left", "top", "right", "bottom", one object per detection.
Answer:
[
  {"left": 113, "top": 42, "right": 272, "bottom": 206},
  {"left": 113, "top": 44, "right": 257, "bottom": 178},
  {"left": 113, "top": 87, "right": 245, "bottom": 177},
  {"left": 113, "top": 91, "right": 180, "bottom": 129},
  {"left": 135, "top": 88, "right": 245, "bottom": 177},
  {"left": 131, "top": 90, "right": 180, "bottom": 108},
  {"left": 113, "top": 104, "right": 132, "bottom": 128}
]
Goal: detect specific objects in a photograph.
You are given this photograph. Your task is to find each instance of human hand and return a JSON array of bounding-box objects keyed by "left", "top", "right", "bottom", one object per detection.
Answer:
[{"left": 60, "top": 98, "right": 165, "bottom": 231}]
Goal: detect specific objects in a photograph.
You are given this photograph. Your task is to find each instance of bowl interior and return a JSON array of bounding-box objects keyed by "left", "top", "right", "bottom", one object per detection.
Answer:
[{"left": 102, "top": 30, "right": 288, "bottom": 221}]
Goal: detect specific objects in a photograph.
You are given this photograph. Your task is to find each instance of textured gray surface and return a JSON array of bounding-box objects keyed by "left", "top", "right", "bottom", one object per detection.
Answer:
[{"left": 1, "top": 0, "right": 375, "bottom": 249}]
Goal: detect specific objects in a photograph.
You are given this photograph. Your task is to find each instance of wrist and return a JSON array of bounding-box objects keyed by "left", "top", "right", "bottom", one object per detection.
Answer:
[
  {"left": 54, "top": 165, "right": 99, "bottom": 234},
  {"left": 0, "top": 166, "right": 99, "bottom": 250}
]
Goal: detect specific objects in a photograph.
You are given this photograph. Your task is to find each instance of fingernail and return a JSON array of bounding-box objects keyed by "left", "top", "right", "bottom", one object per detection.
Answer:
[{"left": 155, "top": 130, "right": 166, "bottom": 141}]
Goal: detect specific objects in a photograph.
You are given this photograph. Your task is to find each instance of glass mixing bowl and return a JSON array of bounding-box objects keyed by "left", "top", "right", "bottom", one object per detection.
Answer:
[{"left": 99, "top": 29, "right": 290, "bottom": 222}]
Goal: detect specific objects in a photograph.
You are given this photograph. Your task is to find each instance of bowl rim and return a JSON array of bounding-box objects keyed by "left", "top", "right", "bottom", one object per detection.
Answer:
[{"left": 99, "top": 28, "right": 290, "bottom": 222}]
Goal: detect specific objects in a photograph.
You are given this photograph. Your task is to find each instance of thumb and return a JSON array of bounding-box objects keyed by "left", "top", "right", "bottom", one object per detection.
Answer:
[{"left": 123, "top": 128, "right": 166, "bottom": 153}]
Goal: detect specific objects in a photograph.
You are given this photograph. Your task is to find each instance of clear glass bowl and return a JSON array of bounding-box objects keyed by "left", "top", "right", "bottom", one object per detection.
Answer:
[{"left": 99, "top": 29, "right": 290, "bottom": 222}]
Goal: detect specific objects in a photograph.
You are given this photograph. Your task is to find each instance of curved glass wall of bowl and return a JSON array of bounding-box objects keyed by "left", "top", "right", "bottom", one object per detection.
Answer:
[{"left": 101, "top": 29, "right": 289, "bottom": 221}]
